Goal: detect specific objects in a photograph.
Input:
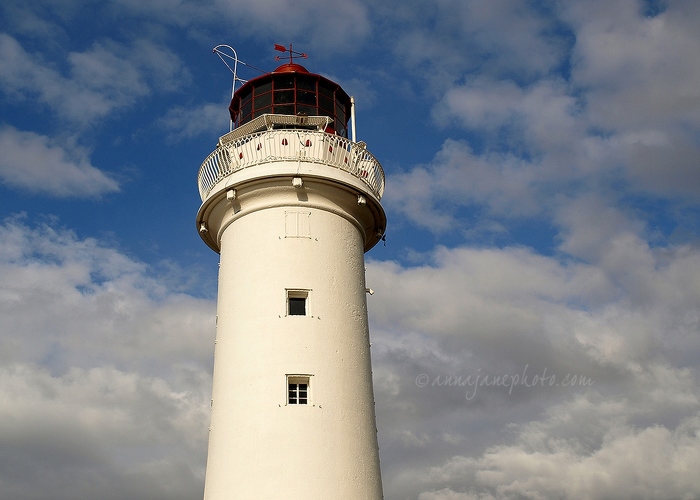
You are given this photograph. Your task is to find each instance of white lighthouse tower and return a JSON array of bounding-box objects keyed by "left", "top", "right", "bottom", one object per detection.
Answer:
[{"left": 196, "top": 47, "right": 386, "bottom": 499}]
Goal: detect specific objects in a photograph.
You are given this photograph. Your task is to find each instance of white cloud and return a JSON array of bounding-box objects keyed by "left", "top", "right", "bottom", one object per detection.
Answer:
[
  {"left": 9, "top": 204, "right": 698, "bottom": 498},
  {"left": 0, "top": 34, "right": 188, "bottom": 124},
  {"left": 366, "top": 234, "right": 700, "bottom": 498},
  {"left": 217, "top": 0, "right": 370, "bottom": 50},
  {"left": 0, "top": 218, "right": 215, "bottom": 372},
  {"left": 387, "top": 0, "right": 700, "bottom": 235},
  {"left": 389, "top": 0, "right": 567, "bottom": 90},
  {"left": 384, "top": 139, "right": 545, "bottom": 232},
  {"left": 88, "top": 0, "right": 370, "bottom": 52},
  {"left": 434, "top": 77, "right": 581, "bottom": 160},
  {"left": 4, "top": 0, "right": 370, "bottom": 52},
  {"left": 160, "top": 102, "right": 231, "bottom": 140},
  {"left": 0, "top": 3, "right": 64, "bottom": 39},
  {"left": 0, "top": 218, "right": 215, "bottom": 499},
  {"left": 2, "top": 2, "right": 700, "bottom": 499},
  {"left": 0, "top": 126, "right": 119, "bottom": 197},
  {"left": 0, "top": 363, "right": 208, "bottom": 500},
  {"left": 624, "top": 132, "right": 700, "bottom": 196},
  {"left": 415, "top": 404, "right": 700, "bottom": 500},
  {"left": 561, "top": 0, "right": 700, "bottom": 197},
  {"left": 566, "top": 0, "right": 700, "bottom": 130}
]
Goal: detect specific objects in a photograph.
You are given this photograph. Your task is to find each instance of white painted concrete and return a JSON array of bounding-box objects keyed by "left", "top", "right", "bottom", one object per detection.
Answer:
[{"left": 198, "top": 155, "right": 386, "bottom": 499}]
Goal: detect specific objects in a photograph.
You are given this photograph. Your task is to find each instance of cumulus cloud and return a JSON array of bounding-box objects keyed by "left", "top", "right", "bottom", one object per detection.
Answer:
[
  {"left": 31, "top": 0, "right": 371, "bottom": 52},
  {"left": 387, "top": 0, "right": 700, "bottom": 243},
  {"left": 3, "top": 0, "right": 373, "bottom": 54},
  {"left": 562, "top": 0, "right": 700, "bottom": 197},
  {"left": 366, "top": 230, "right": 700, "bottom": 498},
  {"left": 2, "top": 1, "right": 700, "bottom": 499},
  {"left": 0, "top": 126, "right": 119, "bottom": 197},
  {"left": 4, "top": 213, "right": 698, "bottom": 499},
  {"left": 434, "top": 77, "right": 581, "bottom": 161},
  {"left": 0, "top": 34, "right": 188, "bottom": 125},
  {"left": 0, "top": 364, "right": 207, "bottom": 500},
  {"left": 415, "top": 405, "right": 700, "bottom": 500},
  {"left": 384, "top": 140, "right": 546, "bottom": 232},
  {"left": 160, "top": 102, "right": 231, "bottom": 141},
  {"left": 0, "top": 218, "right": 215, "bottom": 499},
  {"left": 566, "top": 0, "right": 700, "bottom": 130},
  {"left": 389, "top": 0, "right": 567, "bottom": 90},
  {"left": 214, "top": 0, "right": 371, "bottom": 51}
]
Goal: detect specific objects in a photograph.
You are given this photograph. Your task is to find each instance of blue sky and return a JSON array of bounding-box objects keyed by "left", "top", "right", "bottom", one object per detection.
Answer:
[{"left": 2, "top": 0, "right": 700, "bottom": 498}]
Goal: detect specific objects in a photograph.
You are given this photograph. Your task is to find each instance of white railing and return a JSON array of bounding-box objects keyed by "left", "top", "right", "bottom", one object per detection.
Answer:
[{"left": 197, "top": 129, "right": 385, "bottom": 201}]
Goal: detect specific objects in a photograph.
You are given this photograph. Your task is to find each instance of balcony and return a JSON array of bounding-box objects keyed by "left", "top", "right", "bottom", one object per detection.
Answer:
[{"left": 197, "top": 115, "right": 385, "bottom": 201}]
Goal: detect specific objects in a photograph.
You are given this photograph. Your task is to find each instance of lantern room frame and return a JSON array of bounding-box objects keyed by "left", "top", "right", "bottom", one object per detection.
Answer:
[{"left": 229, "top": 64, "right": 352, "bottom": 138}]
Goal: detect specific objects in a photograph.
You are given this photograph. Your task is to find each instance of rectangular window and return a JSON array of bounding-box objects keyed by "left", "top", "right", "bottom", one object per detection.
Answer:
[
  {"left": 273, "top": 74, "right": 295, "bottom": 89},
  {"left": 241, "top": 98, "right": 252, "bottom": 119},
  {"left": 296, "top": 75, "right": 317, "bottom": 91},
  {"left": 254, "top": 92, "right": 272, "bottom": 108},
  {"left": 335, "top": 100, "right": 346, "bottom": 123},
  {"left": 319, "top": 95, "right": 334, "bottom": 115},
  {"left": 297, "top": 90, "right": 317, "bottom": 105},
  {"left": 287, "top": 289, "right": 308, "bottom": 316},
  {"left": 274, "top": 90, "right": 294, "bottom": 104},
  {"left": 287, "top": 375, "right": 310, "bottom": 405},
  {"left": 255, "top": 81, "right": 272, "bottom": 95}
]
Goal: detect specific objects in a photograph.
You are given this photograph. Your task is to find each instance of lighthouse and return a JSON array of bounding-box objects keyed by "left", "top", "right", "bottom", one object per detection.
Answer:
[{"left": 196, "top": 47, "right": 386, "bottom": 499}]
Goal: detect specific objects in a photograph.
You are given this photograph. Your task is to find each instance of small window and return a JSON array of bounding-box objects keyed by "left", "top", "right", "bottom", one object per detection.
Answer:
[
  {"left": 319, "top": 82, "right": 334, "bottom": 99},
  {"left": 297, "top": 90, "right": 317, "bottom": 105},
  {"left": 274, "top": 90, "right": 294, "bottom": 104},
  {"left": 289, "top": 297, "right": 305, "bottom": 315},
  {"left": 288, "top": 375, "right": 310, "bottom": 405},
  {"left": 238, "top": 88, "right": 252, "bottom": 103},
  {"left": 335, "top": 100, "right": 346, "bottom": 122},
  {"left": 241, "top": 97, "right": 252, "bottom": 117},
  {"left": 287, "top": 289, "right": 308, "bottom": 316},
  {"left": 273, "top": 74, "right": 295, "bottom": 89},
  {"left": 254, "top": 92, "right": 272, "bottom": 108},
  {"left": 255, "top": 81, "right": 272, "bottom": 95},
  {"left": 319, "top": 95, "right": 334, "bottom": 115},
  {"left": 296, "top": 75, "right": 317, "bottom": 91}
]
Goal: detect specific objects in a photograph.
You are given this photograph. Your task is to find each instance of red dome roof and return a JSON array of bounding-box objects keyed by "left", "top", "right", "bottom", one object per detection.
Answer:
[{"left": 273, "top": 63, "right": 309, "bottom": 73}]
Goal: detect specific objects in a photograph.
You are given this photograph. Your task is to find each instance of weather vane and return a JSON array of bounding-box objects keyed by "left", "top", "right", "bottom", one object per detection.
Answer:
[{"left": 274, "top": 43, "right": 308, "bottom": 65}]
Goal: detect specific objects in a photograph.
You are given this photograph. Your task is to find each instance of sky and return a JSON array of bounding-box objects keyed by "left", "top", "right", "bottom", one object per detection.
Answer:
[{"left": 1, "top": 0, "right": 699, "bottom": 498}]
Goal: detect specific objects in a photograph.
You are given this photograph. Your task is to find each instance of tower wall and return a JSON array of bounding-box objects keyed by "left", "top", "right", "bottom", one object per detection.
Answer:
[{"left": 201, "top": 172, "right": 384, "bottom": 499}]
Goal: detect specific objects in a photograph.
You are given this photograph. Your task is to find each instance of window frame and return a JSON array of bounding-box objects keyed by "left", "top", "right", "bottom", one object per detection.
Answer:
[
  {"left": 287, "top": 375, "right": 311, "bottom": 405},
  {"left": 286, "top": 289, "right": 310, "bottom": 317},
  {"left": 230, "top": 73, "right": 351, "bottom": 137}
]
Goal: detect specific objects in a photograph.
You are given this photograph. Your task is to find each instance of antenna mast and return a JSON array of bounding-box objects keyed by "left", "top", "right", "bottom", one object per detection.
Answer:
[{"left": 213, "top": 45, "right": 263, "bottom": 132}]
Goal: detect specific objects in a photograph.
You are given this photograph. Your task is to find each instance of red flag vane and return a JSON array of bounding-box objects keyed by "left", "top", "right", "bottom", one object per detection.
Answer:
[{"left": 274, "top": 43, "right": 308, "bottom": 65}]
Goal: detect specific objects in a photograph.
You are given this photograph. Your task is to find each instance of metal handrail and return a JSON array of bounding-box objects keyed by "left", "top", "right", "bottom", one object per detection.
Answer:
[{"left": 197, "top": 129, "right": 385, "bottom": 201}]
